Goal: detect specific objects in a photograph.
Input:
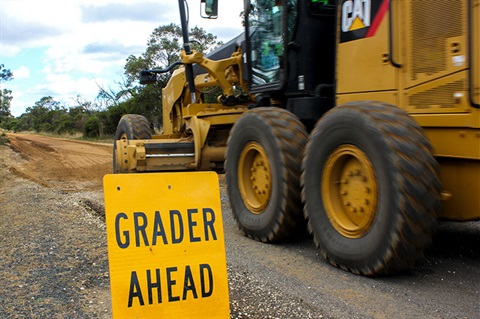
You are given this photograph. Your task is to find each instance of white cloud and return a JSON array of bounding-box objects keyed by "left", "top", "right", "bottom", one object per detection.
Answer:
[
  {"left": 8, "top": 85, "right": 36, "bottom": 116},
  {"left": 1, "top": 0, "right": 244, "bottom": 117},
  {"left": 13, "top": 66, "right": 30, "bottom": 79},
  {"left": 80, "top": 2, "right": 175, "bottom": 23}
]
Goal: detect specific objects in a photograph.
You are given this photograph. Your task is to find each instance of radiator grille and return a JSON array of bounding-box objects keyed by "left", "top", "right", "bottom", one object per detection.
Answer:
[
  {"left": 409, "top": 80, "right": 465, "bottom": 109},
  {"left": 410, "top": 0, "right": 465, "bottom": 80}
]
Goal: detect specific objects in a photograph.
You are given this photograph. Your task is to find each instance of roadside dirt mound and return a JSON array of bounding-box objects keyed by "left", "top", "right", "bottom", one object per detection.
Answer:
[{"left": 7, "top": 134, "right": 112, "bottom": 190}]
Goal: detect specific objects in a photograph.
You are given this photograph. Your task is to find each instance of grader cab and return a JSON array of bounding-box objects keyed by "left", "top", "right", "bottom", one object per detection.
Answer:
[{"left": 114, "top": 0, "right": 480, "bottom": 275}]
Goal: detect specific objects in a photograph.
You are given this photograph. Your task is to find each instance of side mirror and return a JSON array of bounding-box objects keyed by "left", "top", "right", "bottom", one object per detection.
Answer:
[
  {"left": 139, "top": 70, "right": 157, "bottom": 85},
  {"left": 200, "top": 0, "right": 218, "bottom": 19}
]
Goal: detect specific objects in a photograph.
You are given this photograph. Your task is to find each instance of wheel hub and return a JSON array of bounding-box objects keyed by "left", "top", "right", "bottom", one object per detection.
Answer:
[
  {"left": 238, "top": 142, "right": 271, "bottom": 214},
  {"left": 322, "top": 145, "right": 377, "bottom": 238}
]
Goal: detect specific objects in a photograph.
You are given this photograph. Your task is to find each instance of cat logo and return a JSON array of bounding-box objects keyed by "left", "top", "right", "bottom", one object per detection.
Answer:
[
  {"left": 339, "top": 0, "right": 389, "bottom": 43},
  {"left": 342, "top": 0, "right": 371, "bottom": 32}
]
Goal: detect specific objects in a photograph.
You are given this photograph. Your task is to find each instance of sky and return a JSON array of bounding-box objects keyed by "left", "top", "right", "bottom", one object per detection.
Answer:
[{"left": 0, "top": 0, "right": 244, "bottom": 117}]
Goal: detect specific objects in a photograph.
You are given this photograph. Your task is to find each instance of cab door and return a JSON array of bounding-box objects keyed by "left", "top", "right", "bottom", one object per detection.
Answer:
[
  {"left": 336, "top": 0, "right": 398, "bottom": 105},
  {"left": 245, "top": 0, "right": 286, "bottom": 93}
]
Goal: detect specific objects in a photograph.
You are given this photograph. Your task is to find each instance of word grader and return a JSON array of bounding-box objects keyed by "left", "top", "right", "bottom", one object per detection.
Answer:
[{"left": 114, "top": 208, "right": 218, "bottom": 248}]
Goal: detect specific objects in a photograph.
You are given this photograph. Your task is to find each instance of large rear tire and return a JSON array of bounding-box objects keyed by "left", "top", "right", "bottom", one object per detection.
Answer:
[
  {"left": 302, "top": 101, "right": 441, "bottom": 275},
  {"left": 113, "top": 114, "right": 152, "bottom": 173},
  {"left": 226, "top": 107, "right": 308, "bottom": 242}
]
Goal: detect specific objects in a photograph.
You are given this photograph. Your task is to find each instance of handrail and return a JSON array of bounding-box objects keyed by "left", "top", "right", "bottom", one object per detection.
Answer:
[
  {"left": 388, "top": 0, "right": 402, "bottom": 68},
  {"left": 468, "top": 0, "right": 480, "bottom": 108},
  {"left": 179, "top": 0, "right": 197, "bottom": 103}
]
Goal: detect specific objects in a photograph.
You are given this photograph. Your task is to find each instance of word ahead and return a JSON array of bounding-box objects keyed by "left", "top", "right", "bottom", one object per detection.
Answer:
[
  {"left": 128, "top": 263, "right": 214, "bottom": 307},
  {"left": 104, "top": 172, "right": 229, "bottom": 319}
]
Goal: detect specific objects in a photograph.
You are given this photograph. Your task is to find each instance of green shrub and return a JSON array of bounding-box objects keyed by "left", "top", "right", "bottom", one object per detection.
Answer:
[
  {"left": 83, "top": 115, "right": 101, "bottom": 138},
  {"left": 0, "top": 132, "right": 10, "bottom": 145}
]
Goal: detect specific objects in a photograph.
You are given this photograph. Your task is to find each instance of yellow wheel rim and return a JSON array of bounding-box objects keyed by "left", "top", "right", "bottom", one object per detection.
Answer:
[
  {"left": 238, "top": 142, "right": 272, "bottom": 214},
  {"left": 322, "top": 145, "right": 378, "bottom": 238}
]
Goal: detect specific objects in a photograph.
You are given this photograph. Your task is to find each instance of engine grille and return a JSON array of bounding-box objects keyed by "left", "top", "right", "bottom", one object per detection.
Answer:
[
  {"left": 409, "top": 80, "right": 465, "bottom": 109},
  {"left": 410, "top": 0, "right": 465, "bottom": 80}
]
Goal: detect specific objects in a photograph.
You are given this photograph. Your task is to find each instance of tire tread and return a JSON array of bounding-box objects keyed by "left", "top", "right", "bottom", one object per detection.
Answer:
[
  {"left": 303, "top": 101, "right": 440, "bottom": 275},
  {"left": 226, "top": 107, "right": 308, "bottom": 242}
]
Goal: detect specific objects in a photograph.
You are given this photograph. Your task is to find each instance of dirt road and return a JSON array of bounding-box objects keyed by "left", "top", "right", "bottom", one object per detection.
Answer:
[
  {"left": 7, "top": 133, "right": 112, "bottom": 190},
  {"left": 1, "top": 133, "right": 479, "bottom": 319}
]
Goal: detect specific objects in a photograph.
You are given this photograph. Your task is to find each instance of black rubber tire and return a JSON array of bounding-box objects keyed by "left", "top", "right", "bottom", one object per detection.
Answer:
[
  {"left": 225, "top": 107, "right": 308, "bottom": 242},
  {"left": 113, "top": 114, "right": 152, "bottom": 173},
  {"left": 302, "top": 101, "right": 441, "bottom": 275}
]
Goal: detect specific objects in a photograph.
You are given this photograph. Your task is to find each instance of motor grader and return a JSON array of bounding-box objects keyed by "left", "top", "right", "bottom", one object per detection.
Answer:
[{"left": 113, "top": 0, "right": 480, "bottom": 275}]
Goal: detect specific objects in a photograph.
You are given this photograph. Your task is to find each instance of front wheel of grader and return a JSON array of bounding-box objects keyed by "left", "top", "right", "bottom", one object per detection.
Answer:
[
  {"left": 302, "top": 101, "right": 441, "bottom": 275},
  {"left": 225, "top": 107, "right": 308, "bottom": 242},
  {"left": 113, "top": 114, "right": 152, "bottom": 173}
]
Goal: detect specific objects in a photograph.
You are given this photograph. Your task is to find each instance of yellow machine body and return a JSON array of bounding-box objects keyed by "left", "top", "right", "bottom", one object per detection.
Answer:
[
  {"left": 113, "top": 0, "right": 479, "bottom": 275},
  {"left": 336, "top": 0, "right": 480, "bottom": 220},
  {"left": 116, "top": 0, "right": 479, "bottom": 222},
  {"left": 115, "top": 49, "right": 249, "bottom": 172}
]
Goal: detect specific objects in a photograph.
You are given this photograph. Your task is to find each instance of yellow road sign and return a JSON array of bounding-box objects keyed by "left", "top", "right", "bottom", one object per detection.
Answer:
[{"left": 103, "top": 172, "right": 229, "bottom": 318}]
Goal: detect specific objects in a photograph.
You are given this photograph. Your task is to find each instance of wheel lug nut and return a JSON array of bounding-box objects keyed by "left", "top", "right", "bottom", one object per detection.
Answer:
[
  {"left": 364, "top": 187, "right": 370, "bottom": 193},
  {"left": 341, "top": 190, "right": 348, "bottom": 196},
  {"left": 364, "top": 199, "right": 369, "bottom": 205}
]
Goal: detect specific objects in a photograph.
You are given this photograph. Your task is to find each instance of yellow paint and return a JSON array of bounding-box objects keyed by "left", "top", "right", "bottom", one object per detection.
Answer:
[
  {"left": 349, "top": 17, "right": 366, "bottom": 31},
  {"left": 238, "top": 142, "right": 272, "bottom": 214},
  {"left": 435, "top": 158, "right": 480, "bottom": 220},
  {"left": 104, "top": 172, "right": 229, "bottom": 319},
  {"left": 473, "top": 0, "right": 480, "bottom": 105},
  {"left": 336, "top": 0, "right": 480, "bottom": 220},
  {"left": 322, "top": 145, "right": 378, "bottom": 238},
  {"left": 336, "top": 15, "right": 396, "bottom": 94}
]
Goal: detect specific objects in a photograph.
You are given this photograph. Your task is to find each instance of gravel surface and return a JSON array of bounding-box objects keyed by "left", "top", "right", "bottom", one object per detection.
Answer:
[
  {"left": 1, "top": 135, "right": 479, "bottom": 319},
  {"left": 0, "top": 143, "right": 327, "bottom": 318},
  {"left": 0, "top": 163, "right": 111, "bottom": 318}
]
